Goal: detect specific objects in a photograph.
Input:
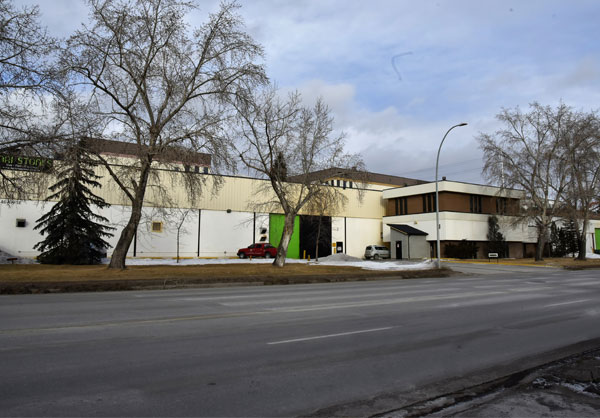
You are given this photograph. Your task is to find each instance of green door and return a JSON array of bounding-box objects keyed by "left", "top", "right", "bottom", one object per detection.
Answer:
[{"left": 269, "top": 214, "right": 300, "bottom": 259}]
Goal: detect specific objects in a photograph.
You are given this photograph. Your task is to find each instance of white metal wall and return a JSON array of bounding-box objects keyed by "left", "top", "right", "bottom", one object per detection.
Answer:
[
  {"left": 0, "top": 201, "right": 274, "bottom": 259},
  {"left": 331, "top": 217, "right": 383, "bottom": 258}
]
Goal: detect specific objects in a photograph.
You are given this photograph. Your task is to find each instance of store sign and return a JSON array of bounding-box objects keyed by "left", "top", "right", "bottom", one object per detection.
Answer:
[{"left": 0, "top": 154, "right": 53, "bottom": 172}]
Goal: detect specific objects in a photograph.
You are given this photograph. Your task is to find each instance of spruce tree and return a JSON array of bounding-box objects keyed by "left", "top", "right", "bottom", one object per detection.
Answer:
[
  {"left": 34, "top": 142, "right": 114, "bottom": 264},
  {"left": 487, "top": 215, "right": 508, "bottom": 258}
]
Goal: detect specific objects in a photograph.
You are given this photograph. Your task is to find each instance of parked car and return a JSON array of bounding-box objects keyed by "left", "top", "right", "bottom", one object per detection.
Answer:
[
  {"left": 364, "top": 245, "right": 390, "bottom": 260},
  {"left": 237, "top": 243, "right": 278, "bottom": 259}
]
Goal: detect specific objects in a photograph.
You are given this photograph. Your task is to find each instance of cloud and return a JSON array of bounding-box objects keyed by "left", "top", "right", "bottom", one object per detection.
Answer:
[{"left": 12, "top": 0, "right": 600, "bottom": 186}]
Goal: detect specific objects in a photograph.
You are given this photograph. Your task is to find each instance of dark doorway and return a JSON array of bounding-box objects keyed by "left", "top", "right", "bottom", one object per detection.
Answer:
[
  {"left": 395, "top": 241, "right": 402, "bottom": 259},
  {"left": 299, "top": 215, "right": 332, "bottom": 259}
]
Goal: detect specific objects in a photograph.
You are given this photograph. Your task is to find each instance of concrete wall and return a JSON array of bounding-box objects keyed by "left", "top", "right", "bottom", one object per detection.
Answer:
[{"left": 383, "top": 212, "right": 538, "bottom": 244}]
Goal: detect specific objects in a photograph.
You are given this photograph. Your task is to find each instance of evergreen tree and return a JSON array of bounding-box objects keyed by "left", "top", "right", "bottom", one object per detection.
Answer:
[
  {"left": 487, "top": 215, "right": 508, "bottom": 257},
  {"left": 34, "top": 142, "right": 114, "bottom": 264}
]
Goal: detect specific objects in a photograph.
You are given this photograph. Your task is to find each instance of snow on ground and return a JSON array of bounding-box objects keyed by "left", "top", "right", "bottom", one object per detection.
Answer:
[
  {"left": 103, "top": 255, "right": 435, "bottom": 271},
  {"left": 587, "top": 252, "right": 600, "bottom": 259}
]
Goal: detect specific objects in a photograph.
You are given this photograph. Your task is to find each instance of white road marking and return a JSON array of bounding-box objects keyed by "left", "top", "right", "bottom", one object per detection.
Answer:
[
  {"left": 544, "top": 299, "right": 591, "bottom": 308},
  {"left": 267, "top": 327, "right": 393, "bottom": 345}
]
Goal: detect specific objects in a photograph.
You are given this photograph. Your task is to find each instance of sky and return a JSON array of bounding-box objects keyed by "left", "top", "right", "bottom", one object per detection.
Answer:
[{"left": 14, "top": 0, "right": 600, "bottom": 185}]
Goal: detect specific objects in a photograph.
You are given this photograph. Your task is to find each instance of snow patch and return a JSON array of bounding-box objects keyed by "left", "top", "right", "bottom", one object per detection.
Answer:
[
  {"left": 315, "top": 253, "right": 362, "bottom": 262},
  {"left": 98, "top": 255, "right": 435, "bottom": 271}
]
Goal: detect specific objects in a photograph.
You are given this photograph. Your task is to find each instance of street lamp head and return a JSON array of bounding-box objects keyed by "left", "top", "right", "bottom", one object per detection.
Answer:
[{"left": 458, "top": 122, "right": 468, "bottom": 126}]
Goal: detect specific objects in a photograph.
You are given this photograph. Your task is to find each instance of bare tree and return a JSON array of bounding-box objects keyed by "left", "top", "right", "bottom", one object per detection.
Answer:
[
  {"left": 60, "top": 0, "right": 266, "bottom": 269},
  {"left": 233, "top": 88, "right": 365, "bottom": 267},
  {"left": 559, "top": 110, "right": 600, "bottom": 260},
  {"left": 478, "top": 103, "right": 571, "bottom": 261},
  {"left": 0, "top": 0, "right": 58, "bottom": 200},
  {"left": 170, "top": 208, "right": 191, "bottom": 263}
]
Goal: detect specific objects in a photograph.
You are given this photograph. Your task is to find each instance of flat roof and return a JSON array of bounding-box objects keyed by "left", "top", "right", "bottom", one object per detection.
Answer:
[{"left": 382, "top": 180, "right": 525, "bottom": 199}]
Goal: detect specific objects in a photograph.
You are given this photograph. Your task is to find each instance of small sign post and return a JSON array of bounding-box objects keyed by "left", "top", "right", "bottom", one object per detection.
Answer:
[{"left": 488, "top": 252, "right": 499, "bottom": 263}]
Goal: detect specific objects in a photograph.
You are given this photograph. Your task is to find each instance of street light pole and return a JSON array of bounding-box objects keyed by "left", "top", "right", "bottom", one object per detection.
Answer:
[{"left": 435, "top": 123, "right": 467, "bottom": 269}]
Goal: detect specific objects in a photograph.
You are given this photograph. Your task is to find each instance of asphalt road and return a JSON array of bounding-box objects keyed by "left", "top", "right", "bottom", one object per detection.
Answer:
[{"left": 1, "top": 266, "right": 599, "bottom": 417}]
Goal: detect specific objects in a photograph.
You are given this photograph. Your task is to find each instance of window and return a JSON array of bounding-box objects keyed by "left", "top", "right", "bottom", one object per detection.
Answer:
[
  {"left": 394, "top": 198, "right": 408, "bottom": 215},
  {"left": 343, "top": 180, "right": 346, "bottom": 189},
  {"left": 203, "top": 167, "right": 208, "bottom": 174},
  {"left": 422, "top": 193, "right": 436, "bottom": 213},
  {"left": 496, "top": 197, "right": 507, "bottom": 214},
  {"left": 151, "top": 221, "right": 163, "bottom": 233},
  {"left": 336, "top": 180, "right": 340, "bottom": 187},
  {"left": 349, "top": 181, "right": 353, "bottom": 188},
  {"left": 16, "top": 219, "right": 26, "bottom": 228},
  {"left": 470, "top": 195, "right": 482, "bottom": 213}
]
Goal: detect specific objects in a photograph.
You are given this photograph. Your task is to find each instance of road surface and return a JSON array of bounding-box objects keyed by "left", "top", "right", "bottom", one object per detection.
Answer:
[{"left": 1, "top": 267, "right": 599, "bottom": 416}]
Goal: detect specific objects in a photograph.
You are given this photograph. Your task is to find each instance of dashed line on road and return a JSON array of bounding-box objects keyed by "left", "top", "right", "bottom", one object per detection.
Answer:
[
  {"left": 544, "top": 299, "right": 591, "bottom": 308},
  {"left": 267, "top": 327, "right": 394, "bottom": 345}
]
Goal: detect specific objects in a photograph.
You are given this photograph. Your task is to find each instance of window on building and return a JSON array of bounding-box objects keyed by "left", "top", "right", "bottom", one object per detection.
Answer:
[
  {"left": 400, "top": 197, "right": 408, "bottom": 215},
  {"left": 349, "top": 181, "right": 353, "bottom": 188},
  {"left": 422, "top": 193, "right": 436, "bottom": 213},
  {"left": 395, "top": 197, "right": 408, "bottom": 215},
  {"left": 496, "top": 197, "right": 507, "bottom": 214},
  {"left": 470, "top": 195, "right": 482, "bottom": 213},
  {"left": 151, "top": 221, "right": 163, "bottom": 233},
  {"left": 16, "top": 219, "right": 26, "bottom": 228},
  {"left": 343, "top": 180, "right": 347, "bottom": 189},
  {"left": 336, "top": 179, "right": 340, "bottom": 187}
]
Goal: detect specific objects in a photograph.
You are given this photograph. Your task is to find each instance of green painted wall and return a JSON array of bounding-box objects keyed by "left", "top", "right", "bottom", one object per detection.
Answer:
[
  {"left": 596, "top": 228, "right": 600, "bottom": 252},
  {"left": 269, "top": 214, "right": 300, "bottom": 259}
]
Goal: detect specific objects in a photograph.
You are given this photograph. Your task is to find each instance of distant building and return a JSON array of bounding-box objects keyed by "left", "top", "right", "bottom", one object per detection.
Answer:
[{"left": 1, "top": 144, "right": 599, "bottom": 260}]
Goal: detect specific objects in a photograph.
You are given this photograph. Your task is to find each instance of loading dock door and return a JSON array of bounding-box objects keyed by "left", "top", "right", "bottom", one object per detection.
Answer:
[{"left": 395, "top": 241, "right": 402, "bottom": 259}]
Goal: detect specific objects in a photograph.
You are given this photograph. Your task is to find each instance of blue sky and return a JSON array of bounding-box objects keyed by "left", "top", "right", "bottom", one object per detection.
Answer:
[{"left": 16, "top": 0, "right": 600, "bottom": 184}]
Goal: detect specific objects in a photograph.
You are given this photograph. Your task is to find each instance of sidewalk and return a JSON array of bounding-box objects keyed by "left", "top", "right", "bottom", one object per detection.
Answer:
[{"left": 380, "top": 347, "right": 600, "bottom": 418}]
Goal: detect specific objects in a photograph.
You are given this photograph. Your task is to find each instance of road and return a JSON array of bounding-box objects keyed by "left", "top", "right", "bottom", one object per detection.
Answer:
[{"left": 1, "top": 266, "right": 599, "bottom": 417}]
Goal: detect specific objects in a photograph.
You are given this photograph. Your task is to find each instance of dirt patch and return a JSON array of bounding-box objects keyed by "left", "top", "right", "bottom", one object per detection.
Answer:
[{"left": 0, "top": 263, "right": 453, "bottom": 294}]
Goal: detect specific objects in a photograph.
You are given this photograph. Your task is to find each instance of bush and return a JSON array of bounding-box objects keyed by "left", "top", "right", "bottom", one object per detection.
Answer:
[{"left": 444, "top": 240, "right": 479, "bottom": 259}]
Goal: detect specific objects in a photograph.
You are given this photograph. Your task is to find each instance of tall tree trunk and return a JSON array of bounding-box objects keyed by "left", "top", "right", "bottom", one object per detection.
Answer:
[
  {"left": 535, "top": 225, "right": 546, "bottom": 261},
  {"left": 177, "top": 228, "right": 181, "bottom": 264},
  {"left": 578, "top": 219, "right": 588, "bottom": 260},
  {"left": 315, "top": 215, "right": 322, "bottom": 262},
  {"left": 108, "top": 161, "right": 152, "bottom": 269},
  {"left": 273, "top": 212, "right": 295, "bottom": 267}
]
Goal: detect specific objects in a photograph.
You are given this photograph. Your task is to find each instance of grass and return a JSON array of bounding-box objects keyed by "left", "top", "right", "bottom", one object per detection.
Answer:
[
  {"left": 0, "top": 262, "right": 455, "bottom": 294},
  {"left": 0, "top": 263, "right": 384, "bottom": 283},
  {"left": 452, "top": 257, "right": 600, "bottom": 269}
]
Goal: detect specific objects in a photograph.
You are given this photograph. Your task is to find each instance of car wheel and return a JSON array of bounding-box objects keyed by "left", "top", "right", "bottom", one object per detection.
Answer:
[
  {"left": 239, "top": 253, "right": 246, "bottom": 259},
  {"left": 264, "top": 253, "right": 271, "bottom": 259},
  {"left": 374, "top": 254, "right": 380, "bottom": 260}
]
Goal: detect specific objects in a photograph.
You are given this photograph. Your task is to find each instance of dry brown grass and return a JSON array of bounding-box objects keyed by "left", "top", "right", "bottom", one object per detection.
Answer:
[
  {"left": 0, "top": 262, "right": 453, "bottom": 294},
  {"left": 0, "top": 262, "right": 392, "bottom": 283},
  {"left": 454, "top": 257, "right": 600, "bottom": 269}
]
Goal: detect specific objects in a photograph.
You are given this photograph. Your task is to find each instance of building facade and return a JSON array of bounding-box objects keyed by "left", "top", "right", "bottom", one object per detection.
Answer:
[{"left": 1, "top": 147, "right": 599, "bottom": 261}]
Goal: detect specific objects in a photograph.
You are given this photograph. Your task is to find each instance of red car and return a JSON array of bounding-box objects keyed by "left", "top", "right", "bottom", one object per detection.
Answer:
[{"left": 237, "top": 243, "right": 278, "bottom": 259}]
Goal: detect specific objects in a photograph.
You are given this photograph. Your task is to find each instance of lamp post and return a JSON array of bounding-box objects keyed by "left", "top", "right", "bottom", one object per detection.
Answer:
[{"left": 435, "top": 123, "right": 467, "bottom": 268}]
